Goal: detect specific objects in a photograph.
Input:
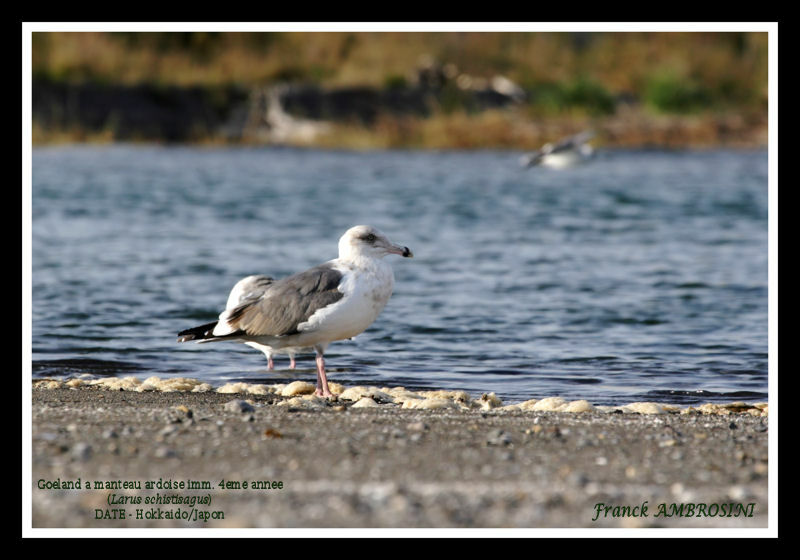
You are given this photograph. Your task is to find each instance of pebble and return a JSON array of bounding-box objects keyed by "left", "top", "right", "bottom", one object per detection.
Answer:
[
  {"left": 727, "top": 485, "right": 749, "bottom": 501},
  {"left": 223, "top": 400, "right": 255, "bottom": 413},
  {"left": 486, "top": 429, "right": 512, "bottom": 446},
  {"left": 71, "top": 442, "right": 92, "bottom": 461},
  {"left": 158, "top": 425, "right": 179, "bottom": 439},
  {"left": 154, "top": 446, "right": 177, "bottom": 459}
]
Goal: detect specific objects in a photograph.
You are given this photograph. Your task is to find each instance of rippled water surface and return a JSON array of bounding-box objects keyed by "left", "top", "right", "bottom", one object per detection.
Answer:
[{"left": 31, "top": 145, "right": 769, "bottom": 405}]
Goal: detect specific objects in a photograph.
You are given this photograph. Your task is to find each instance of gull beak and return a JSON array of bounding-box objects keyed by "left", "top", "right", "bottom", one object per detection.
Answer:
[{"left": 388, "top": 243, "right": 414, "bottom": 258}]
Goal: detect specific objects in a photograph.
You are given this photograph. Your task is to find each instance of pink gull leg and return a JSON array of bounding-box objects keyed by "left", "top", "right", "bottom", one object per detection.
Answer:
[{"left": 315, "top": 354, "right": 333, "bottom": 398}]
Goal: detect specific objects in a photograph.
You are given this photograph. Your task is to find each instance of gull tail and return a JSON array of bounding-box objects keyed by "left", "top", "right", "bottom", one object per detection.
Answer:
[{"left": 177, "top": 321, "right": 220, "bottom": 343}]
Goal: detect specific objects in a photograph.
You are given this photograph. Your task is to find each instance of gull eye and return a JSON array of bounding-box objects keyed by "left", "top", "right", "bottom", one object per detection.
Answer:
[{"left": 365, "top": 233, "right": 377, "bottom": 243}]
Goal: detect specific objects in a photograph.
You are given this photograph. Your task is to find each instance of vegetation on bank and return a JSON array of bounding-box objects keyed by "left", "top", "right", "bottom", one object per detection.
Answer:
[{"left": 31, "top": 31, "right": 769, "bottom": 148}]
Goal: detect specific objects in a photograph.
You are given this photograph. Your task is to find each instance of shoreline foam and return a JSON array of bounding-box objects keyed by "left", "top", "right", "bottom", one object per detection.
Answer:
[{"left": 32, "top": 375, "right": 768, "bottom": 417}]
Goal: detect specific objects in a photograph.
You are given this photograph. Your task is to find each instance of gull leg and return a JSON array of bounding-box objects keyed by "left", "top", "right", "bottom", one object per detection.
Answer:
[
  {"left": 289, "top": 353, "right": 297, "bottom": 370},
  {"left": 314, "top": 353, "right": 333, "bottom": 398},
  {"left": 267, "top": 354, "right": 275, "bottom": 370}
]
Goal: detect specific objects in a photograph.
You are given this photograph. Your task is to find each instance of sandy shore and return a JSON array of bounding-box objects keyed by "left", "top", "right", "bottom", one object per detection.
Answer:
[{"left": 30, "top": 383, "right": 769, "bottom": 530}]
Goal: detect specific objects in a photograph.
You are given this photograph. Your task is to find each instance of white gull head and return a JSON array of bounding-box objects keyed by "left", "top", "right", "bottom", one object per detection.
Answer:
[{"left": 337, "top": 225, "right": 414, "bottom": 263}]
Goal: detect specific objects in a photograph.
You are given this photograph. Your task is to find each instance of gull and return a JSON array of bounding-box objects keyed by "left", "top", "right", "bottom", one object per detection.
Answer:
[
  {"left": 177, "top": 225, "right": 414, "bottom": 397},
  {"left": 520, "top": 131, "right": 595, "bottom": 169}
]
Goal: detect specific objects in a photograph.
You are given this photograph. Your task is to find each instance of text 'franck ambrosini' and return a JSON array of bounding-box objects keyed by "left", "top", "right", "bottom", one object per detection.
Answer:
[{"left": 592, "top": 501, "right": 756, "bottom": 521}]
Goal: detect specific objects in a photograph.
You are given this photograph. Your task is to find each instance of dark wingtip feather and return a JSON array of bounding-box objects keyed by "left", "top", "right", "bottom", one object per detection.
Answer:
[{"left": 177, "top": 321, "right": 219, "bottom": 342}]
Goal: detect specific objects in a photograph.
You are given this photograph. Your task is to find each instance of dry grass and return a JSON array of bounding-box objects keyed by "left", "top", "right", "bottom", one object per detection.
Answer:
[{"left": 289, "top": 108, "right": 766, "bottom": 151}]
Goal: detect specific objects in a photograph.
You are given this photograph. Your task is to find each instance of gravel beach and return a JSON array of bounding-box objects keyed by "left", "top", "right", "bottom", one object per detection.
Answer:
[{"left": 30, "top": 383, "right": 770, "bottom": 531}]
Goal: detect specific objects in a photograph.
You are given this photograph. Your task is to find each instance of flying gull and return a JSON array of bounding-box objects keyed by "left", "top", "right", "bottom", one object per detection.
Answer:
[
  {"left": 177, "top": 225, "right": 414, "bottom": 397},
  {"left": 224, "top": 274, "right": 304, "bottom": 370},
  {"left": 520, "top": 131, "right": 595, "bottom": 169}
]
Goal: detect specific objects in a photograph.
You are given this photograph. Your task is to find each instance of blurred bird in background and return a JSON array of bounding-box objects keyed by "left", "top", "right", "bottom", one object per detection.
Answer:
[{"left": 520, "top": 130, "right": 595, "bottom": 169}]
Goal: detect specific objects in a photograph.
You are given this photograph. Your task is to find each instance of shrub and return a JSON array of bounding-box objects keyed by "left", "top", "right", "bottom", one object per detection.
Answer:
[{"left": 644, "top": 73, "right": 712, "bottom": 113}]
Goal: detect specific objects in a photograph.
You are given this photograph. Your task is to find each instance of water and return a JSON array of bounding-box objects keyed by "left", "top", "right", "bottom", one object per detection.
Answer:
[{"left": 30, "top": 145, "right": 769, "bottom": 406}]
